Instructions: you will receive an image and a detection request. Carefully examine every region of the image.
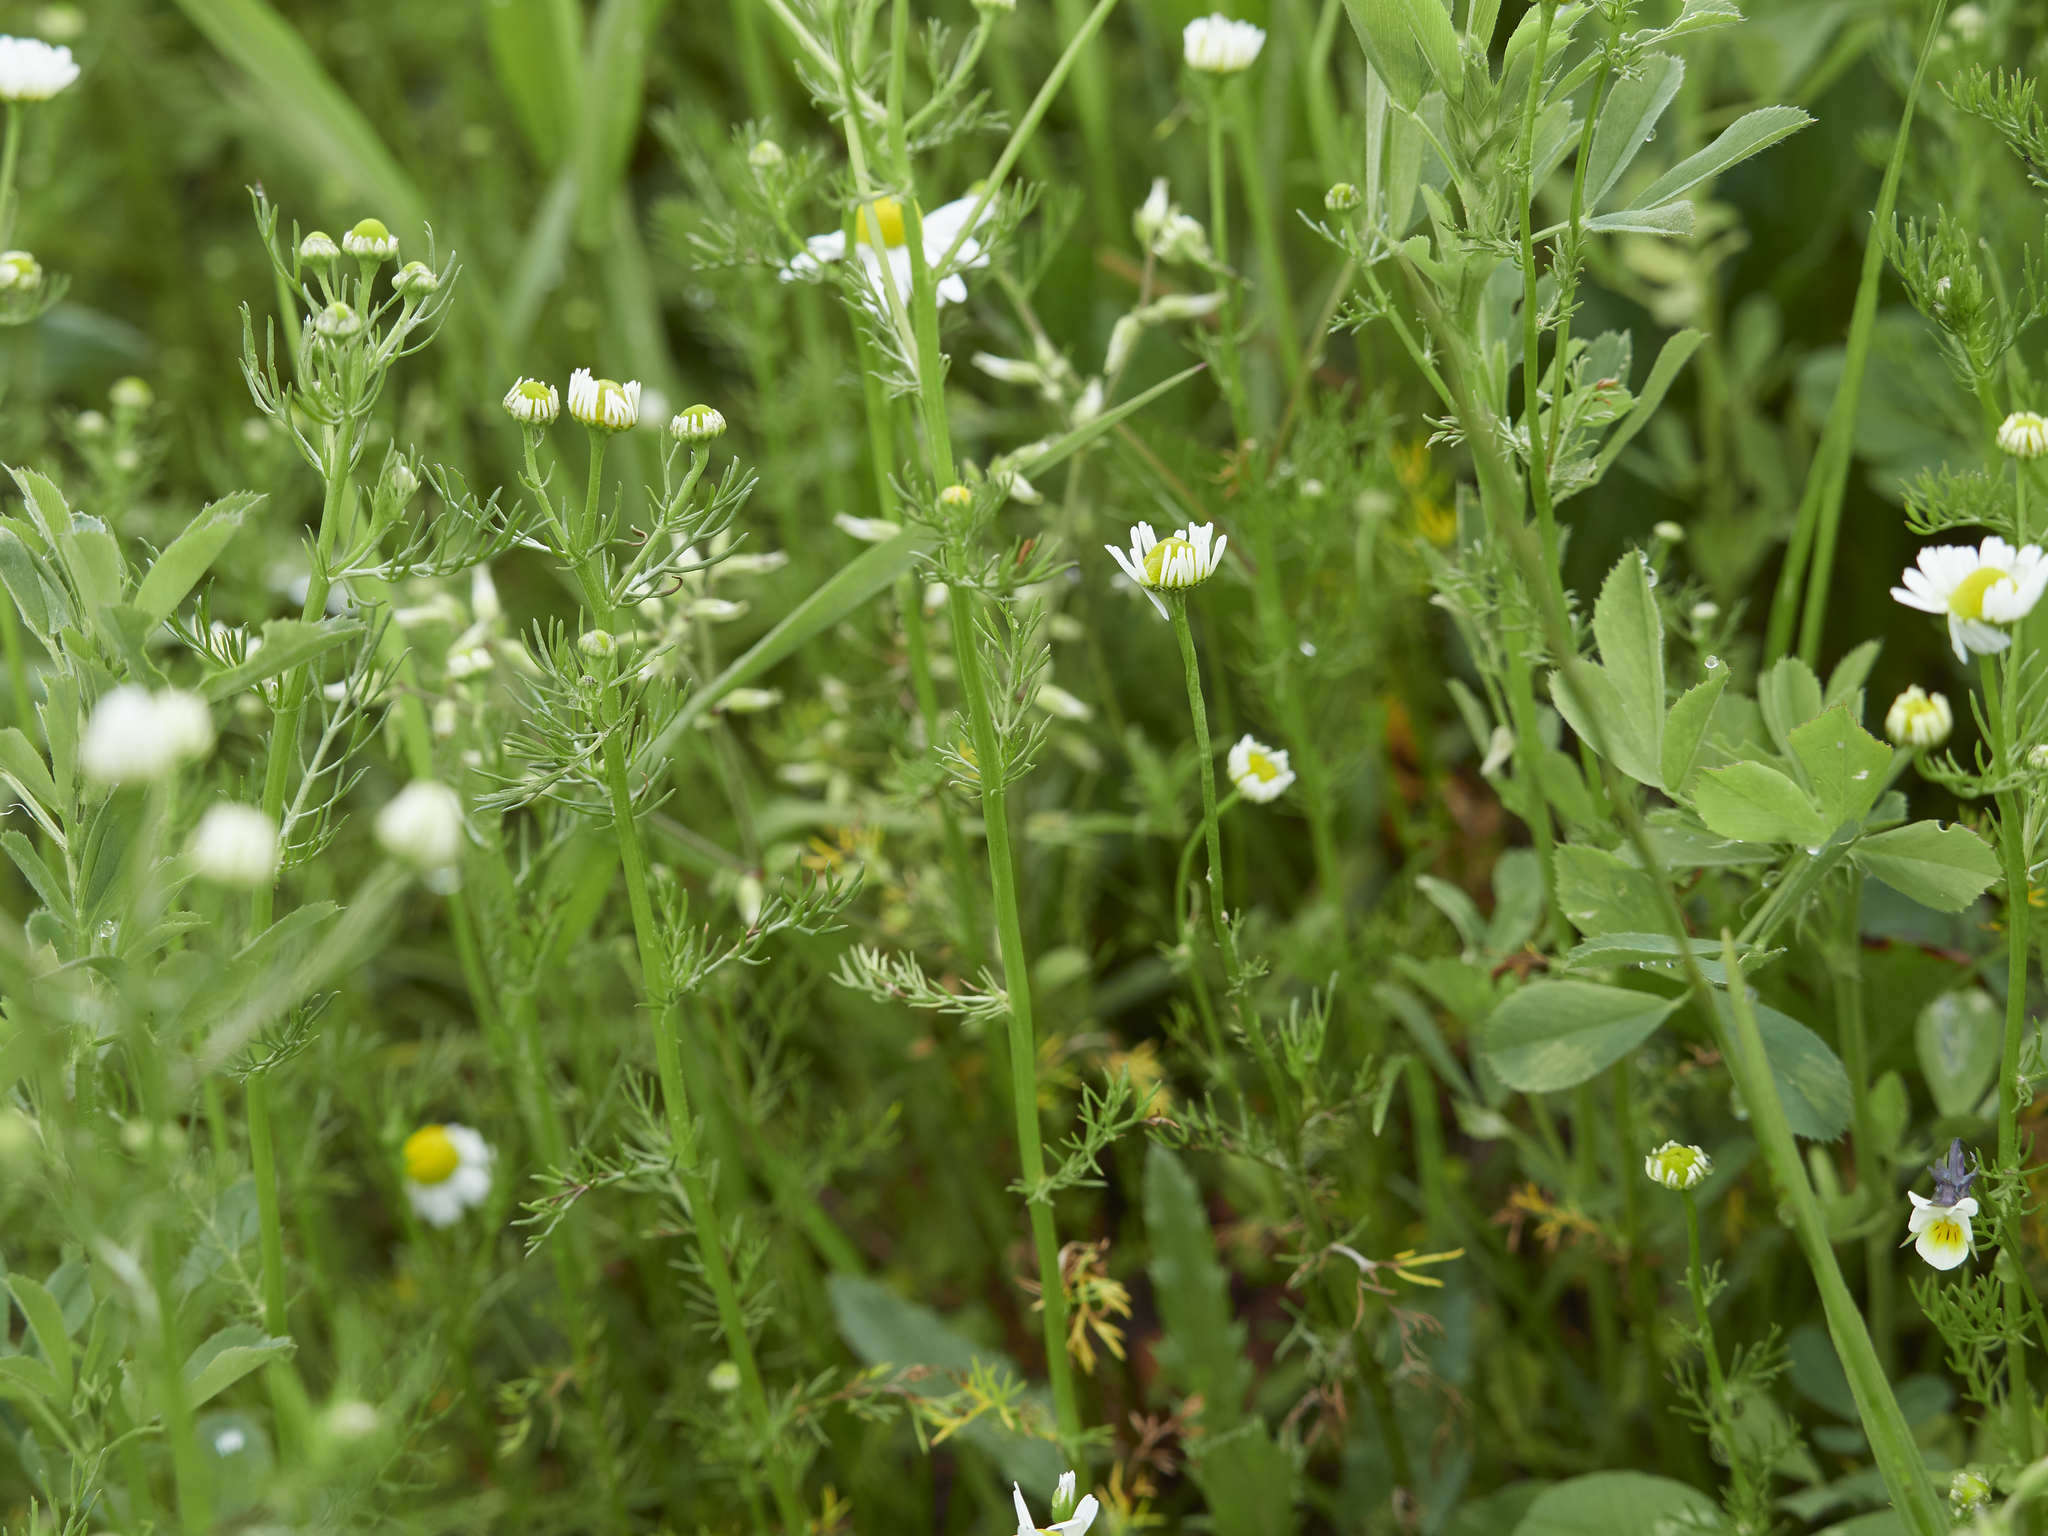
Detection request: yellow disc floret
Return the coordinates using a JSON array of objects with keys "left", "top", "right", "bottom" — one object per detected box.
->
[
  {"left": 857, "top": 197, "right": 909, "bottom": 248},
  {"left": 1143, "top": 536, "right": 1197, "bottom": 586},
  {"left": 403, "top": 1124, "right": 460, "bottom": 1185},
  {"left": 1949, "top": 565, "right": 2009, "bottom": 620}
]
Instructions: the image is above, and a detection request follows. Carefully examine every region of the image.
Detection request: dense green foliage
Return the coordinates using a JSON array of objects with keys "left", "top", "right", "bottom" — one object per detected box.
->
[{"left": 8, "top": 1, "right": 2048, "bottom": 1533}]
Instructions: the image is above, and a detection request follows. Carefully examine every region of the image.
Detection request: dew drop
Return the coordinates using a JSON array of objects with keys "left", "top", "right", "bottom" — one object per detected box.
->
[
  {"left": 1704, "top": 655, "right": 1722, "bottom": 669},
  {"left": 1299, "top": 640, "right": 1318, "bottom": 657}
]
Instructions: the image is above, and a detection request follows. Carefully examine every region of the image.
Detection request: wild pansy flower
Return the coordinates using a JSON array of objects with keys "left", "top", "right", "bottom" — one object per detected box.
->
[
  {"left": 781, "top": 192, "right": 991, "bottom": 310},
  {"left": 1013, "top": 1470, "right": 1099, "bottom": 1535},
  {"left": 1885, "top": 686, "right": 1952, "bottom": 748},
  {"left": 1997, "top": 410, "right": 2048, "bottom": 459},
  {"left": 1228, "top": 735, "right": 1295, "bottom": 802},
  {"left": 1891, "top": 536, "right": 2048, "bottom": 663},
  {"left": 0, "top": 35, "right": 79, "bottom": 101},
  {"left": 1105, "top": 521, "right": 1227, "bottom": 618},
  {"left": 1644, "top": 1141, "right": 1711, "bottom": 1190},
  {"left": 1905, "top": 1138, "right": 1978, "bottom": 1271},
  {"left": 401, "top": 1123, "right": 494, "bottom": 1228}
]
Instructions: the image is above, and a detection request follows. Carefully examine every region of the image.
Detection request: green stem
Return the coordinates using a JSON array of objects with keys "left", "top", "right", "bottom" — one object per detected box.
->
[
  {"left": 1, "top": 600, "right": 30, "bottom": 732},
  {"left": 1515, "top": 1, "right": 1561, "bottom": 575},
  {"left": 1832, "top": 876, "right": 1893, "bottom": 1374},
  {"left": 1229, "top": 83, "right": 1302, "bottom": 385},
  {"left": 0, "top": 104, "right": 22, "bottom": 250},
  {"left": 1681, "top": 1191, "right": 1727, "bottom": 1405},
  {"left": 1208, "top": 89, "right": 1252, "bottom": 443}
]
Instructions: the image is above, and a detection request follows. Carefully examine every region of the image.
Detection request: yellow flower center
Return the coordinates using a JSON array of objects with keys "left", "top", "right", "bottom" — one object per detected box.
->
[
  {"left": 1928, "top": 1215, "right": 1964, "bottom": 1250},
  {"left": 1950, "top": 566, "right": 2009, "bottom": 620},
  {"left": 1244, "top": 750, "right": 1280, "bottom": 782},
  {"left": 403, "top": 1125, "right": 459, "bottom": 1185},
  {"left": 857, "top": 197, "right": 909, "bottom": 248},
  {"left": 1143, "top": 536, "right": 1196, "bottom": 586}
]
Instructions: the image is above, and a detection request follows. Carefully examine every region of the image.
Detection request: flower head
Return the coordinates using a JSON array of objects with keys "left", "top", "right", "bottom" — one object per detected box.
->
[
  {"left": 503, "top": 376, "right": 560, "bottom": 426},
  {"left": 1228, "top": 735, "right": 1296, "bottom": 802},
  {"left": 0, "top": 36, "right": 79, "bottom": 101},
  {"left": 1906, "top": 1139, "right": 1979, "bottom": 1270},
  {"left": 1105, "top": 521, "right": 1227, "bottom": 617},
  {"left": 1326, "top": 182, "right": 1362, "bottom": 212},
  {"left": 567, "top": 368, "right": 641, "bottom": 432},
  {"left": 400, "top": 1122, "right": 493, "bottom": 1227},
  {"left": 0, "top": 250, "right": 43, "bottom": 291},
  {"left": 670, "top": 403, "right": 727, "bottom": 444},
  {"left": 374, "top": 780, "right": 465, "bottom": 871},
  {"left": 782, "top": 191, "right": 992, "bottom": 310},
  {"left": 1885, "top": 686, "right": 1952, "bottom": 749},
  {"left": 393, "top": 260, "right": 439, "bottom": 295},
  {"left": 1013, "top": 1471, "right": 1099, "bottom": 1535},
  {"left": 1891, "top": 536, "right": 2048, "bottom": 663},
  {"left": 1951, "top": 1468, "right": 1993, "bottom": 1519},
  {"left": 314, "top": 300, "right": 362, "bottom": 340},
  {"left": 1998, "top": 410, "right": 2048, "bottom": 459},
  {"left": 1644, "top": 1141, "right": 1711, "bottom": 1190},
  {"left": 187, "top": 804, "right": 280, "bottom": 889},
  {"left": 342, "top": 217, "right": 398, "bottom": 261},
  {"left": 1183, "top": 14, "right": 1266, "bottom": 73},
  {"left": 82, "top": 686, "right": 215, "bottom": 784},
  {"left": 298, "top": 230, "right": 340, "bottom": 267}
]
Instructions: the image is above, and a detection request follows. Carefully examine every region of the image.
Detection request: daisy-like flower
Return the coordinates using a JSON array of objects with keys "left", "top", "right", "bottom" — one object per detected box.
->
[
  {"left": 1105, "top": 521, "right": 1227, "bottom": 618},
  {"left": 1906, "top": 1139, "right": 1978, "bottom": 1271},
  {"left": 1885, "top": 686, "right": 1952, "bottom": 748},
  {"left": 375, "top": 780, "right": 465, "bottom": 871},
  {"left": 1183, "top": 14, "right": 1266, "bottom": 73},
  {"left": 401, "top": 1122, "right": 493, "bottom": 1228},
  {"left": 1644, "top": 1141, "right": 1711, "bottom": 1190},
  {"left": 314, "top": 301, "right": 362, "bottom": 341},
  {"left": 393, "top": 260, "right": 439, "bottom": 295},
  {"left": 1013, "top": 1471, "right": 1099, "bottom": 1536},
  {"left": 0, "top": 36, "right": 79, "bottom": 101},
  {"left": 567, "top": 368, "right": 641, "bottom": 432},
  {"left": 0, "top": 250, "right": 43, "bottom": 291},
  {"left": 1891, "top": 536, "right": 2048, "bottom": 663},
  {"left": 82, "top": 686, "right": 215, "bottom": 784},
  {"left": 782, "top": 192, "right": 991, "bottom": 310},
  {"left": 503, "top": 377, "right": 559, "bottom": 426},
  {"left": 671, "top": 403, "right": 727, "bottom": 443},
  {"left": 1997, "top": 410, "right": 2048, "bottom": 460},
  {"left": 187, "top": 804, "right": 280, "bottom": 889},
  {"left": 1227, "top": 735, "right": 1295, "bottom": 802},
  {"left": 298, "top": 230, "right": 340, "bottom": 267},
  {"left": 342, "top": 217, "right": 399, "bottom": 261}
]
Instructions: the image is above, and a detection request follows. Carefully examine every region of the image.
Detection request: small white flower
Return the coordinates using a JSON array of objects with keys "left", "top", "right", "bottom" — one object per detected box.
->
[
  {"left": 1155, "top": 213, "right": 1211, "bottom": 266},
  {"left": 721, "top": 550, "right": 788, "bottom": 577},
  {"left": 0, "top": 250, "right": 43, "bottom": 291},
  {"left": 1998, "top": 410, "right": 2048, "bottom": 460},
  {"left": 109, "top": 375, "right": 153, "bottom": 411},
  {"left": 747, "top": 139, "right": 785, "bottom": 172},
  {"left": 1013, "top": 1472, "right": 1099, "bottom": 1535},
  {"left": 707, "top": 1360, "right": 743, "bottom": 1392},
  {"left": 187, "top": 804, "right": 280, "bottom": 889},
  {"left": 567, "top": 368, "right": 641, "bottom": 431},
  {"left": 1227, "top": 735, "right": 1295, "bottom": 801},
  {"left": 1105, "top": 314, "right": 1145, "bottom": 376},
  {"left": 670, "top": 403, "right": 727, "bottom": 443},
  {"left": 1907, "top": 1190, "right": 1977, "bottom": 1270},
  {"left": 503, "top": 377, "right": 560, "bottom": 426},
  {"left": 1142, "top": 291, "right": 1226, "bottom": 323},
  {"left": 1105, "top": 521, "right": 1227, "bottom": 618},
  {"left": 1951, "top": 1468, "right": 1993, "bottom": 1518},
  {"left": 374, "top": 780, "right": 466, "bottom": 870},
  {"left": 782, "top": 191, "right": 992, "bottom": 310},
  {"left": 82, "top": 686, "right": 215, "bottom": 784},
  {"left": 1070, "top": 378, "right": 1105, "bottom": 427},
  {"left": 687, "top": 597, "right": 748, "bottom": 622},
  {"left": 719, "top": 687, "right": 783, "bottom": 714},
  {"left": 401, "top": 1122, "right": 493, "bottom": 1228},
  {"left": 1892, "top": 535, "right": 2048, "bottom": 663},
  {"left": 0, "top": 36, "right": 79, "bottom": 101},
  {"left": 833, "top": 512, "right": 902, "bottom": 543},
  {"left": 214, "top": 1426, "right": 247, "bottom": 1456},
  {"left": 393, "top": 260, "right": 439, "bottom": 295},
  {"left": 298, "top": 230, "right": 340, "bottom": 266},
  {"left": 1183, "top": 13, "right": 1266, "bottom": 73},
  {"left": 1036, "top": 684, "right": 1094, "bottom": 722},
  {"left": 974, "top": 352, "right": 1046, "bottom": 388},
  {"left": 1885, "top": 686, "right": 1952, "bottom": 749},
  {"left": 1325, "top": 182, "right": 1362, "bottom": 212},
  {"left": 341, "top": 217, "right": 399, "bottom": 261},
  {"left": 1691, "top": 600, "right": 1720, "bottom": 623},
  {"left": 314, "top": 301, "right": 362, "bottom": 340},
  {"left": 938, "top": 483, "right": 974, "bottom": 514},
  {"left": 1653, "top": 520, "right": 1685, "bottom": 543},
  {"left": 1644, "top": 1141, "right": 1711, "bottom": 1190},
  {"left": 1136, "top": 179, "right": 1173, "bottom": 247},
  {"left": 323, "top": 1399, "right": 381, "bottom": 1441}
]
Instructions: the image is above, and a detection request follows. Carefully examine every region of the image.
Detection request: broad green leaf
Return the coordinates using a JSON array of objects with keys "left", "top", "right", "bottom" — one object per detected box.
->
[
  {"left": 6, "top": 1275, "right": 73, "bottom": 1404},
  {"left": 1916, "top": 989, "right": 1999, "bottom": 1118},
  {"left": 1560, "top": 932, "right": 1776, "bottom": 987},
  {"left": 1824, "top": 638, "right": 1882, "bottom": 712},
  {"left": 0, "top": 831, "right": 67, "bottom": 918},
  {"left": 483, "top": 0, "right": 583, "bottom": 167},
  {"left": 0, "top": 526, "right": 55, "bottom": 640},
  {"left": 1758, "top": 654, "right": 1825, "bottom": 755},
  {"left": 66, "top": 514, "right": 127, "bottom": 622},
  {"left": 1584, "top": 203, "right": 1695, "bottom": 237},
  {"left": 183, "top": 1324, "right": 294, "bottom": 1409},
  {"left": 135, "top": 492, "right": 261, "bottom": 625},
  {"left": 1591, "top": 552, "right": 1665, "bottom": 752},
  {"left": 1589, "top": 328, "right": 1704, "bottom": 488},
  {"left": 828, "top": 1275, "right": 1063, "bottom": 1491},
  {"left": 1728, "top": 998, "right": 1854, "bottom": 1140},
  {"left": 1650, "top": 0, "right": 1744, "bottom": 43},
  {"left": 0, "top": 1353, "right": 60, "bottom": 1408},
  {"left": 1511, "top": 1471, "right": 1719, "bottom": 1536},
  {"left": 165, "top": 0, "right": 430, "bottom": 239},
  {"left": 0, "top": 727, "right": 58, "bottom": 820},
  {"left": 1343, "top": 0, "right": 1436, "bottom": 109},
  {"left": 1485, "top": 848, "right": 1545, "bottom": 956},
  {"left": 1633, "top": 105, "right": 1816, "bottom": 209},
  {"left": 1787, "top": 707, "right": 1891, "bottom": 829},
  {"left": 1854, "top": 821, "right": 2000, "bottom": 912},
  {"left": 1586, "top": 54, "right": 1685, "bottom": 209},
  {"left": 1417, "top": 874, "right": 1486, "bottom": 956},
  {"left": 1482, "top": 979, "right": 1682, "bottom": 1093},
  {"left": 1692, "top": 761, "right": 1828, "bottom": 845},
  {"left": 1554, "top": 843, "right": 1664, "bottom": 937},
  {"left": 1551, "top": 664, "right": 1661, "bottom": 788},
  {"left": 201, "top": 618, "right": 366, "bottom": 703},
  {"left": 1660, "top": 666, "right": 1727, "bottom": 796}
]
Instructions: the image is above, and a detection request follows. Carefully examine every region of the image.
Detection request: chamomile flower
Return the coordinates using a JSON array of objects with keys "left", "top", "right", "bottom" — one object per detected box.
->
[
  {"left": 342, "top": 217, "right": 399, "bottom": 261},
  {"left": 670, "top": 403, "right": 727, "bottom": 443},
  {"left": 187, "top": 805, "right": 280, "bottom": 889},
  {"left": 400, "top": 1123, "right": 493, "bottom": 1228},
  {"left": 0, "top": 250, "right": 43, "bottom": 291},
  {"left": 298, "top": 230, "right": 340, "bottom": 267},
  {"left": 1183, "top": 14, "right": 1266, "bottom": 73},
  {"left": 1644, "top": 1141, "right": 1711, "bottom": 1190},
  {"left": 1228, "top": 735, "right": 1295, "bottom": 801},
  {"left": 393, "top": 260, "right": 439, "bottom": 295},
  {"left": 1105, "top": 521, "right": 1227, "bottom": 618},
  {"left": 82, "top": 686, "right": 215, "bottom": 784},
  {"left": 375, "top": 780, "right": 466, "bottom": 871},
  {"left": 1891, "top": 536, "right": 2048, "bottom": 663},
  {"left": 0, "top": 36, "right": 79, "bottom": 101},
  {"left": 1885, "top": 686, "right": 1952, "bottom": 748},
  {"left": 1905, "top": 1139, "right": 1978, "bottom": 1271},
  {"left": 502, "top": 377, "right": 560, "bottom": 426},
  {"left": 1013, "top": 1471, "right": 1099, "bottom": 1535},
  {"left": 567, "top": 368, "right": 641, "bottom": 432},
  {"left": 1997, "top": 410, "right": 2048, "bottom": 459},
  {"left": 782, "top": 192, "right": 991, "bottom": 310}
]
